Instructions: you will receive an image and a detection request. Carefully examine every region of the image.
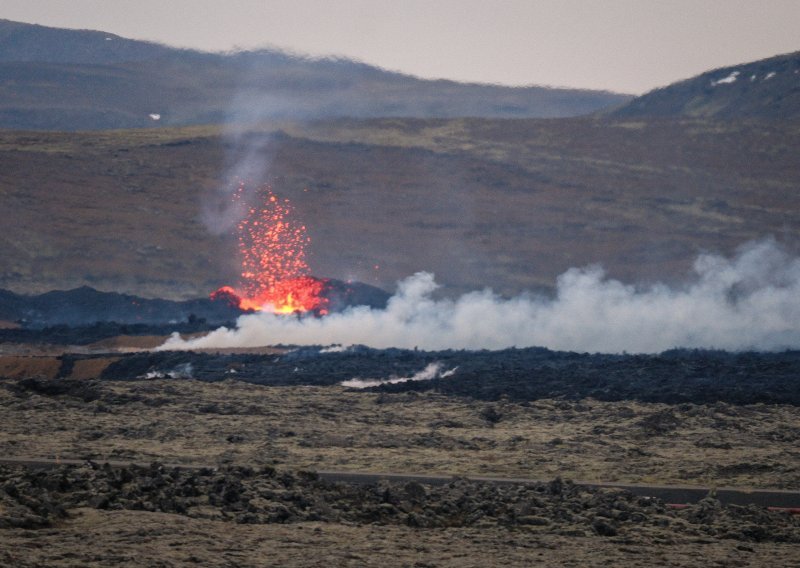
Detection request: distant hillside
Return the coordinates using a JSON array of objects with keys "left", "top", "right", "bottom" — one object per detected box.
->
[
  {"left": 0, "top": 19, "right": 630, "bottom": 130},
  {"left": 612, "top": 51, "right": 800, "bottom": 120},
  {"left": 0, "top": 18, "right": 174, "bottom": 64},
  {"left": 1, "top": 118, "right": 798, "bottom": 299}
]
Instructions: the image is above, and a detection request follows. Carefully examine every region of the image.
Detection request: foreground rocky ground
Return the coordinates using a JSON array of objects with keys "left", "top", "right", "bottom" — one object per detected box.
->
[
  {"left": 1, "top": 462, "right": 798, "bottom": 567},
  {"left": 1, "top": 361, "right": 799, "bottom": 565},
  {"left": 1, "top": 378, "right": 798, "bottom": 488},
  {"left": 5, "top": 509, "right": 798, "bottom": 567}
]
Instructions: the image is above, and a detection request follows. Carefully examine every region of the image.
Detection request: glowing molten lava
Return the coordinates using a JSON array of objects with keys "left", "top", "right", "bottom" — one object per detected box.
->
[
  {"left": 212, "top": 277, "right": 328, "bottom": 315},
  {"left": 212, "top": 183, "right": 328, "bottom": 315}
]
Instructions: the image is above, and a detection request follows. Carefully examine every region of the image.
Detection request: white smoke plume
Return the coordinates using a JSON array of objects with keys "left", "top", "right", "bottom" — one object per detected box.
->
[
  {"left": 341, "top": 362, "right": 458, "bottom": 389},
  {"left": 201, "top": 129, "right": 278, "bottom": 236},
  {"left": 161, "top": 239, "right": 800, "bottom": 354},
  {"left": 202, "top": 81, "right": 297, "bottom": 236},
  {"left": 139, "top": 363, "right": 194, "bottom": 380}
]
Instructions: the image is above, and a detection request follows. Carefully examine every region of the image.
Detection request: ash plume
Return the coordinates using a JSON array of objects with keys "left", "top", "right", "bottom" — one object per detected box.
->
[{"left": 161, "top": 239, "right": 800, "bottom": 354}]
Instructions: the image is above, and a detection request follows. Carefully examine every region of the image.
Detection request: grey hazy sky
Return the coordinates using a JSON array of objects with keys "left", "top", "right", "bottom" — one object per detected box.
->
[{"left": 3, "top": 0, "right": 799, "bottom": 94}]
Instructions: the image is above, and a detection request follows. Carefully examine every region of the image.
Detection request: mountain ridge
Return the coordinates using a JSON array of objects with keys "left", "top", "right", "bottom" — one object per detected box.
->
[
  {"left": 611, "top": 50, "right": 800, "bottom": 120},
  {"left": 0, "top": 19, "right": 630, "bottom": 130}
]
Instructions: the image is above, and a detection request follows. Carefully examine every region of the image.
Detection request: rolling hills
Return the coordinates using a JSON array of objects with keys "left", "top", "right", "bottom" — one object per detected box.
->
[
  {"left": 611, "top": 50, "right": 800, "bottom": 120},
  {"left": 0, "top": 19, "right": 630, "bottom": 130}
]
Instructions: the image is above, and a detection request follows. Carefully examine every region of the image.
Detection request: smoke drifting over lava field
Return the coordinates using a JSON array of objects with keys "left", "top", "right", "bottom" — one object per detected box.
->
[{"left": 163, "top": 239, "right": 800, "bottom": 354}]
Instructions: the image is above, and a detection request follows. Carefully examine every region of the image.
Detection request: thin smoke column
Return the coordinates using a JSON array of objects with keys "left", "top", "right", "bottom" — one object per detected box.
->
[{"left": 162, "top": 239, "right": 800, "bottom": 354}]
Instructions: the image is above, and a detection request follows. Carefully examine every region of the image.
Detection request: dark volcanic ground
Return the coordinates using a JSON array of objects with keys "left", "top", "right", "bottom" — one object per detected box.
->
[
  {"left": 0, "top": 282, "right": 390, "bottom": 327},
  {"left": 36, "top": 346, "right": 800, "bottom": 407},
  {"left": 2, "top": 462, "right": 797, "bottom": 542}
]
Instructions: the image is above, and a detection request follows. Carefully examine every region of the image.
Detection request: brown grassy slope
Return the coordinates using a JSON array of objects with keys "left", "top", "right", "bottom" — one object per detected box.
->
[
  {"left": 0, "top": 118, "right": 799, "bottom": 298},
  {"left": 0, "top": 126, "right": 231, "bottom": 297}
]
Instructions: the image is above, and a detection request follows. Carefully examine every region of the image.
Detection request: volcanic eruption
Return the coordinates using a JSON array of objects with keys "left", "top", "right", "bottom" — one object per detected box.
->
[{"left": 211, "top": 182, "right": 329, "bottom": 315}]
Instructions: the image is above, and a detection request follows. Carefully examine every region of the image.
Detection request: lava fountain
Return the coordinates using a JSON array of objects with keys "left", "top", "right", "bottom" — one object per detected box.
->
[{"left": 211, "top": 182, "right": 328, "bottom": 315}]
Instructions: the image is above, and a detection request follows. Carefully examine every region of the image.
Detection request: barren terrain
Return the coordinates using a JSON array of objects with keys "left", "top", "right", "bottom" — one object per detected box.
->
[
  {"left": 1, "top": 369, "right": 799, "bottom": 566},
  {"left": 2, "top": 462, "right": 798, "bottom": 568},
  {"left": 4, "top": 511, "right": 795, "bottom": 568},
  {"left": 2, "top": 378, "right": 798, "bottom": 489},
  {"left": 2, "top": 117, "right": 799, "bottom": 298}
]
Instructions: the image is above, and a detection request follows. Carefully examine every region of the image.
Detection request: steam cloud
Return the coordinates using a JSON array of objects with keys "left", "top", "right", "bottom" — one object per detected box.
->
[
  {"left": 341, "top": 362, "right": 459, "bottom": 389},
  {"left": 201, "top": 129, "right": 278, "bottom": 236},
  {"left": 161, "top": 240, "right": 800, "bottom": 354},
  {"left": 202, "top": 76, "right": 295, "bottom": 236}
]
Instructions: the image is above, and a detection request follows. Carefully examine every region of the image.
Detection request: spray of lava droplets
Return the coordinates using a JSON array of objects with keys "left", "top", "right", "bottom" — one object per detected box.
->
[{"left": 211, "top": 183, "right": 328, "bottom": 315}]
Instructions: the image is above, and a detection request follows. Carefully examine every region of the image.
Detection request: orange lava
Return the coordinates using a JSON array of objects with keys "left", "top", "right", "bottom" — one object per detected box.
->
[
  {"left": 212, "top": 183, "right": 327, "bottom": 315},
  {"left": 212, "top": 277, "right": 328, "bottom": 315}
]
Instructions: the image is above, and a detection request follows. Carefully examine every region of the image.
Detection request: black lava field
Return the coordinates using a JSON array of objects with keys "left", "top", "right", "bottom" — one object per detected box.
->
[{"left": 12, "top": 342, "right": 799, "bottom": 407}]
